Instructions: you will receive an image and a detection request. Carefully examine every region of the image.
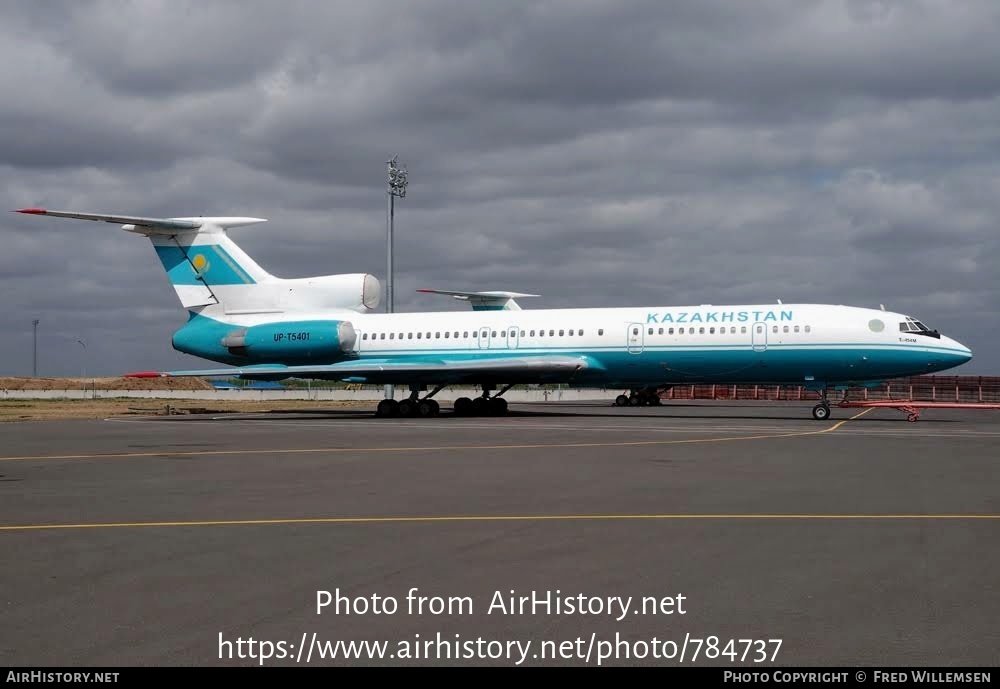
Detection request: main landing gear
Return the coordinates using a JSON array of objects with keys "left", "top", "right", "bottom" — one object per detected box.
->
[
  {"left": 453, "top": 384, "right": 513, "bottom": 417},
  {"left": 374, "top": 384, "right": 513, "bottom": 418},
  {"left": 375, "top": 385, "right": 444, "bottom": 418},
  {"left": 614, "top": 388, "right": 663, "bottom": 407}
]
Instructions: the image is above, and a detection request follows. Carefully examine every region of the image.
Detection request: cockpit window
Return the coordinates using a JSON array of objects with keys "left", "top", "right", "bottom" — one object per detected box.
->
[{"left": 899, "top": 317, "right": 940, "bottom": 338}]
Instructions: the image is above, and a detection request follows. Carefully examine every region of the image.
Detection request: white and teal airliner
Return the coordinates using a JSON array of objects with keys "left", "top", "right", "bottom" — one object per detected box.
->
[{"left": 16, "top": 208, "right": 973, "bottom": 420}]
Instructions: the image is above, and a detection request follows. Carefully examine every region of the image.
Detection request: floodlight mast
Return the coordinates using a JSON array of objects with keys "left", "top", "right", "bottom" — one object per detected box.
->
[{"left": 384, "top": 156, "right": 407, "bottom": 401}]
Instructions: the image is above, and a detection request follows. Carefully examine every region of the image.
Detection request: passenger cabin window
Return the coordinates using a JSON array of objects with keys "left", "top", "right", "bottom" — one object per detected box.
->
[
  {"left": 783, "top": 326, "right": 789, "bottom": 333},
  {"left": 632, "top": 327, "right": 639, "bottom": 335},
  {"left": 794, "top": 326, "right": 799, "bottom": 333},
  {"left": 805, "top": 325, "right": 811, "bottom": 333},
  {"left": 756, "top": 326, "right": 762, "bottom": 333},
  {"left": 741, "top": 326, "right": 746, "bottom": 334},
  {"left": 598, "top": 329, "right": 604, "bottom": 335}
]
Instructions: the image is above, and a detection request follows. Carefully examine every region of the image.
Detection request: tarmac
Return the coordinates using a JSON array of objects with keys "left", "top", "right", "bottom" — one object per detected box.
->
[{"left": 1, "top": 400, "right": 999, "bottom": 667}]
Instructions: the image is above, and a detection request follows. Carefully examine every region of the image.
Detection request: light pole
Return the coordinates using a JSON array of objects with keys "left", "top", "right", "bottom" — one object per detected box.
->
[
  {"left": 32, "top": 319, "right": 39, "bottom": 377},
  {"left": 384, "top": 155, "right": 408, "bottom": 401},
  {"left": 77, "top": 339, "right": 87, "bottom": 378}
]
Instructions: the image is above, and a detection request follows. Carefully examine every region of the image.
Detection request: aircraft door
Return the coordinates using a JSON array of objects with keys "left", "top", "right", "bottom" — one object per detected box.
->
[
  {"left": 627, "top": 323, "right": 644, "bottom": 354},
  {"left": 478, "top": 327, "right": 491, "bottom": 349},
  {"left": 507, "top": 326, "right": 519, "bottom": 349},
  {"left": 752, "top": 321, "right": 768, "bottom": 352}
]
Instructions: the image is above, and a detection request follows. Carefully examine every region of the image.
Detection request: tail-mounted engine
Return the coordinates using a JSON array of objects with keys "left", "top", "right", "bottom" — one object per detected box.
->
[{"left": 222, "top": 320, "right": 357, "bottom": 361}]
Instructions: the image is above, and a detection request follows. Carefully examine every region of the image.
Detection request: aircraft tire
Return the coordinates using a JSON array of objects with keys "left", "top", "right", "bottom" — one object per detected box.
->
[
  {"left": 417, "top": 400, "right": 436, "bottom": 418},
  {"left": 490, "top": 398, "right": 508, "bottom": 416},
  {"left": 615, "top": 395, "right": 629, "bottom": 407},
  {"left": 376, "top": 399, "right": 399, "bottom": 418},
  {"left": 812, "top": 403, "right": 831, "bottom": 421},
  {"left": 454, "top": 397, "right": 473, "bottom": 416},
  {"left": 398, "top": 399, "right": 418, "bottom": 417}
]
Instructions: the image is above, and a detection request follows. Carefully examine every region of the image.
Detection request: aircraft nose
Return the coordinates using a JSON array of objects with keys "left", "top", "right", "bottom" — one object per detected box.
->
[{"left": 950, "top": 337, "right": 973, "bottom": 363}]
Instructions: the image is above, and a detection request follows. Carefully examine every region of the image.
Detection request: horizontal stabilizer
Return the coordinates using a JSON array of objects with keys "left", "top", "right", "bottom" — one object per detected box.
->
[
  {"left": 14, "top": 208, "right": 266, "bottom": 234},
  {"left": 417, "top": 289, "right": 540, "bottom": 311}
]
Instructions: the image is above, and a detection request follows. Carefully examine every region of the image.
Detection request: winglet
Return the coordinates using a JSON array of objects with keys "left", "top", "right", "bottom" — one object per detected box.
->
[{"left": 123, "top": 371, "right": 168, "bottom": 378}]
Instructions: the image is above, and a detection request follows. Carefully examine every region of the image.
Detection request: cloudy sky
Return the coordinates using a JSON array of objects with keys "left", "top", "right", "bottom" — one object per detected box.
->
[{"left": 2, "top": 0, "right": 998, "bottom": 377}]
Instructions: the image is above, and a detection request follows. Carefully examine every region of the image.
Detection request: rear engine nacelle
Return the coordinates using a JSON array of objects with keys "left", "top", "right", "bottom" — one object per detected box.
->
[{"left": 222, "top": 320, "right": 357, "bottom": 360}]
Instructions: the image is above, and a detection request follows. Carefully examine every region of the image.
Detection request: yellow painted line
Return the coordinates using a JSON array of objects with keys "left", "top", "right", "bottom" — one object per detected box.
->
[
  {"left": 2, "top": 511, "right": 998, "bottom": 532},
  {"left": 0, "top": 408, "right": 874, "bottom": 463}
]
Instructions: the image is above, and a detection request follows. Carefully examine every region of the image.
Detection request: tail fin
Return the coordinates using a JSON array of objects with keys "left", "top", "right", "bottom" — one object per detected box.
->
[
  {"left": 16, "top": 208, "right": 383, "bottom": 317},
  {"left": 148, "top": 221, "right": 274, "bottom": 309}
]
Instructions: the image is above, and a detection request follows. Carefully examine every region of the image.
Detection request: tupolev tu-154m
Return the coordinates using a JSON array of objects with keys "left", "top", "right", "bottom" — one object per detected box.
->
[{"left": 15, "top": 208, "right": 973, "bottom": 420}]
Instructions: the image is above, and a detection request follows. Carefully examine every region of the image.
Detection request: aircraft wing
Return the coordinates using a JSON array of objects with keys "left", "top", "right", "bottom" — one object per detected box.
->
[
  {"left": 416, "top": 289, "right": 540, "bottom": 311},
  {"left": 126, "top": 354, "right": 603, "bottom": 385}
]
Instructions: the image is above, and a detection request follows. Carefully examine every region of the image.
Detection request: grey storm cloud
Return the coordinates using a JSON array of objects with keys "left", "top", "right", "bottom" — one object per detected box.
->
[{"left": 1, "top": 0, "right": 999, "bottom": 376}]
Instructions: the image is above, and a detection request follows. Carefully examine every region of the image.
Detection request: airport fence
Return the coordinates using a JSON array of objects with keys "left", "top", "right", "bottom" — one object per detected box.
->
[{"left": 662, "top": 375, "right": 1000, "bottom": 403}]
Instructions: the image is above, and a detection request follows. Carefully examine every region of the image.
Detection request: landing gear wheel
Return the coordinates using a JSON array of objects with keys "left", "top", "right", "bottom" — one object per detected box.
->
[
  {"left": 454, "top": 397, "right": 473, "bottom": 416},
  {"left": 615, "top": 394, "right": 629, "bottom": 407},
  {"left": 628, "top": 395, "right": 641, "bottom": 406},
  {"left": 812, "top": 403, "right": 831, "bottom": 420},
  {"left": 649, "top": 395, "right": 662, "bottom": 406},
  {"left": 398, "top": 399, "right": 418, "bottom": 417},
  {"left": 417, "top": 400, "right": 436, "bottom": 418},
  {"left": 427, "top": 399, "right": 440, "bottom": 416},
  {"left": 471, "top": 397, "right": 488, "bottom": 416},
  {"left": 376, "top": 399, "right": 399, "bottom": 418},
  {"left": 489, "top": 397, "right": 508, "bottom": 416}
]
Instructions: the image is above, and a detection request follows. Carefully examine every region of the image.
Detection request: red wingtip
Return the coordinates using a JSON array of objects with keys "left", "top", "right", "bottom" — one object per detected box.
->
[
  {"left": 123, "top": 371, "right": 165, "bottom": 378},
  {"left": 416, "top": 288, "right": 433, "bottom": 292},
  {"left": 14, "top": 208, "right": 47, "bottom": 214}
]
